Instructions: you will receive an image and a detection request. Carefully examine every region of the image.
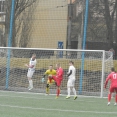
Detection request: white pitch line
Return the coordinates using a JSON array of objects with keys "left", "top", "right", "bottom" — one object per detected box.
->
[
  {"left": 0, "top": 104, "right": 116, "bottom": 114},
  {"left": 0, "top": 94, "right": 52, "bottom": 100},
  {"left": 0, "top": 94, "right": 96, "bottom": 103},
  {"left": 0, "top": 90, "right": 107, "bottom": 98},
  {"left": 0, "top": 90, "right": 108, "bottom": 104}
]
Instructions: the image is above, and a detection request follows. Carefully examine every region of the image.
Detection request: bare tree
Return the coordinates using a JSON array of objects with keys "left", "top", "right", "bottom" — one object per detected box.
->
[
  {"left": 103, "top": 0, "right": 117, "bottom": 48},
  {"left": 19, "top": 3, "right": 36, "bottom": 47},
  {"left": 68, "top": 0, "right": 117, "bottom": 59},
  {"left": 4, "top": 0, "right": 37, "bottom": 47},
  {"left": 85, "top": 0, "right": 117, "bottom": 57}
]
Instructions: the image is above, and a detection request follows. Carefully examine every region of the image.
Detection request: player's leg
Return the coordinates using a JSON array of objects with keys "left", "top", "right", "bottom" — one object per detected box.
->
[
  {"left": 72, "top": 87, "right": 77, "bottom": 100},
  {"left": 28, "top": 78, "right": 33, "bottom": 90},
  {"left": 51, "top": 76, "right": 61, "bottom": 98},
  {"left": 56, "top": 79, "right": 62, "bottom": 98},
  {"left": 49, "top": 76, "right": 62, "bottom": 98},
  {"left": 27, "top": 70, "right": 31, "bottom": 88},
  {"left": 114, "top": 88, "right": 117, "bottom": 105},
  {"left": 46, "top": 79, "right": 50, "bottom": 94},
  {"left": 66, "top": 79, "right": 71, "bottom": 99},
  {"left": 107, "top": 92, "right": 112, "bottom": 105},
  {"left": 46, "top": 78, "right": 55, "bottom": 94},
  {"left": 27, "top": 70, "right": 34, "bottom": 90},
  {"left": 71, "top": 79, "right": 77, "bottom": 100},
  {"left": 66, "top": 87, "right": 71, "bottom": 99},
  {"left": 55, "top": 86, "right": 60, "bottom": 99},
  {"left": 57, "top": 87, "right": 60, "bottom": 96},
  {"left": 107, "top": 87, "right": 113, "bottom": 105}
]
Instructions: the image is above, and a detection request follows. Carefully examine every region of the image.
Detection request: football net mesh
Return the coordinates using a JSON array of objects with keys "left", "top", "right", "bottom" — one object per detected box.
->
[{"left": 0, "top": 47, "right": 113, "bottom": 97}]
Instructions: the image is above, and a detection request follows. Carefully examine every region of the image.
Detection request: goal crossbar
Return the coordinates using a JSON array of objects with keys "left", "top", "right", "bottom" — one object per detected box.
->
[{"left": 0, "top": 47, "right": 113, "bottom": 97}]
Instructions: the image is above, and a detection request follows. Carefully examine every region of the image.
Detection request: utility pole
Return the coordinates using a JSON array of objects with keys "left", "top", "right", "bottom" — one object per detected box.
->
[
  {"left": 6, "top": 0, "right": 15, "bottom": 89},
  {"left": 67, "top": 0, "right": 72, "bottom": 49},
  {"left": 79, "top": 0, "right": 89, "bottom": 95},
  {"left": 78, "top": 1, "right": 84, "bottom": 50}
]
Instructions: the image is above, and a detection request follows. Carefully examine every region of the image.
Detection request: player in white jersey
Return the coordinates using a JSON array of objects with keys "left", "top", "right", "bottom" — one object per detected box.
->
[
  {"left": 66, "top": 61, "right": 77, "bottom": 100},
  {"left": 25, "top": 53, "right": 36, "bottom": 90}
]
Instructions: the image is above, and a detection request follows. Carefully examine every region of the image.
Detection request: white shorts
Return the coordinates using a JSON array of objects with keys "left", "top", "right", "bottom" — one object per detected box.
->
[
  {"left": 67, "top": 78, "right": 75, "bottom": 87},
  {"left": 27, "top": 69, "right": 35, "bottom": 78}
]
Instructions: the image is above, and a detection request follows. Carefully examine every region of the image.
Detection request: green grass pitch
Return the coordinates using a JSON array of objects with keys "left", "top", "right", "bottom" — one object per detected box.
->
[{"left": 0, "top": 91, "right": 116, "bottom": 117}]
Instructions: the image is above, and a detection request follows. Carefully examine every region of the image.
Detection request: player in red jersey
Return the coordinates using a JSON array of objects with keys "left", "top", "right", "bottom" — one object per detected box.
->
[
  {"left": 49, "top": 63, "right": 64, "bottom": 98},
  {"left": 104, "top": 67, "right": 117, "bottom": 106}
]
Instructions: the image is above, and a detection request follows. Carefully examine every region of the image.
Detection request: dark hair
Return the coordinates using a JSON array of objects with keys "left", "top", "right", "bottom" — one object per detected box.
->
[
  {"left": 111, "top": 67, "right": 115, "bottom": 72},
  {"left": 69, "top": 61, "right": 74, "bottom": 65}
]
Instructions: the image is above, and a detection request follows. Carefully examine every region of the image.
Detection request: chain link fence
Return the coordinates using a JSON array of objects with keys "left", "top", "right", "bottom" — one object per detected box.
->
[{"left": 0, "top": 0, "right": 117, "bottom": 54}]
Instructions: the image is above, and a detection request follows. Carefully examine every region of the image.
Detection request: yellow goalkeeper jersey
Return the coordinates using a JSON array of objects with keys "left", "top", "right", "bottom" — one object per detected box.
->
[{"left": 44, "top": 69, "right": 56, "bottom": 76}]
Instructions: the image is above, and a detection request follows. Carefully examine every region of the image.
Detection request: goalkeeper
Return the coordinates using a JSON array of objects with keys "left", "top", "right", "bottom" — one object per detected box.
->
[{"left": 42, "top": 65, "right": 56, "bottom": 95}]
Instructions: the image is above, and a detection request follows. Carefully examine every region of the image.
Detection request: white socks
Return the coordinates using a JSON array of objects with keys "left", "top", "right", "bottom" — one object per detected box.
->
[
  {"left": 72, "top": 87, "right": 77, "bottom": 96},
  {"left": 67, "top": 87, "right": 77, "bottom": 97},
  {"left": 67, "top": 87, "right": 71, "bottom": 97},
  {"left": 29, "top": 80, "right": 33, "bottom": 88}
]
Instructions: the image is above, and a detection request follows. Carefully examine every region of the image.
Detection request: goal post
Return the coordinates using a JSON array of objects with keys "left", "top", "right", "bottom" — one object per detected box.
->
[
  {"left": 101, "top": 50, "right": 105, "bottom": 98},
  {"left": 79, "top": 50, "right": 105, "bottom": 98},
  {"left": 0, "top": 47, "right": 113, "bottom": 97}
]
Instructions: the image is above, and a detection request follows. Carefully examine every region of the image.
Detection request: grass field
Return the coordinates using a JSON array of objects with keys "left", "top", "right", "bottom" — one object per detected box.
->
[{"left": 0, "top": 91, "right": 116, "bottom": 117}]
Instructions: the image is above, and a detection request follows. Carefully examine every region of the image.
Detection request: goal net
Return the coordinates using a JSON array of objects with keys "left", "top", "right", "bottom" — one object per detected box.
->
[{"left": 0, "top": 47, "right": 113, "bottom": 97}]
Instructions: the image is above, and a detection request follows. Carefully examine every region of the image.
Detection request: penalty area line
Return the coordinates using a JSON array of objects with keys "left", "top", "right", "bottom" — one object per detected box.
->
[
  {"left": 0, "top": 90, "right": 107, "bottom": 99},
  {"left": 0, "top": 94, "right": 96, "bottom": 103},
  {"left": 0, "top": 104, "right": 116, "bottom": 114}
]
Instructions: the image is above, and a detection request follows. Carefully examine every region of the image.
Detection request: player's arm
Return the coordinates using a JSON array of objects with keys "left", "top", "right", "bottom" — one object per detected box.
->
[
  {"left": 42, "top": 73, "right": 47, "bottom": 79},
  {"left": 104, "top": 75, "right": 110, "bottom": 88},
  {"left": 41, "top": 71, "right": 48, "bottom": 82},
  {"left": 25, "top": 62, "right": 35, "bottom": 68},
  {"left": 67, "top": 70, "right": 72, "bottom": 77},
  {"left": 42, "top": 74, "right": 46, "bottom": 78},
  {"left": 29, "top": 65, "right": 34, "bottom": 68}
]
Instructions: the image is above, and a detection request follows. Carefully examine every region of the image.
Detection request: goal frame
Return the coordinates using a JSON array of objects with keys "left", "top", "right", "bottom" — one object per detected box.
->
[{"left": 0, "top": 47, "right": 111, "bottom": 98}]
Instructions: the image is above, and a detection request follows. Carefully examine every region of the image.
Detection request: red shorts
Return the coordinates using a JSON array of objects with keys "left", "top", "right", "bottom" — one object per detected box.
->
[
  {"left": 110, "top": 87, "right": 117, "bottom": 93},
  {"left": 51, "top": 76, "right": 62, "bottom": 87}
]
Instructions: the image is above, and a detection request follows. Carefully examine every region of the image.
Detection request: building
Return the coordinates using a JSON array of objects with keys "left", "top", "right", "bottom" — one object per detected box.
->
[{"left": 30, "top": 0, "right": 68, "bottom": 49}]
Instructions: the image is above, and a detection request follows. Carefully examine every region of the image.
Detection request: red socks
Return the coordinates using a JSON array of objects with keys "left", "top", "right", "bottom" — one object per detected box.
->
[
  {"left": 57, "top": 89, "right": 60, "bottom": 97},
  {"left": 108, "top": 94, "right": 111, "bottom": 102},
  {"left": 115, "top": 94, "right": 117, "bottom": 103},
  {"left": 108, "top": 93, "right": 117, "bottom": 103}
]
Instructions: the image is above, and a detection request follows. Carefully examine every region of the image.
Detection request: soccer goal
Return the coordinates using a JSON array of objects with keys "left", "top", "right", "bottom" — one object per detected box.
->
[{"left": 0, "top": 47, "right": 113, "bottom": 97}]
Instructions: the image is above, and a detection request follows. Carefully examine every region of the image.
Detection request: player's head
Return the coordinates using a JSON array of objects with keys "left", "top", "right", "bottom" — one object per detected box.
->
[
  {"left": 69, "top": 61, "right": 74, "bottom": 66},
  {"left": 32, "top": 53, "right": 36, "bottom": 60},
  {"left": 111, "top": 67, "right": 115, "bottom": 72},
  {"left": 56, "top": 63, "right": 60, "bottom": 69},
  {"left": 49, "top": 65, "right": 53, "bottom": 70}
]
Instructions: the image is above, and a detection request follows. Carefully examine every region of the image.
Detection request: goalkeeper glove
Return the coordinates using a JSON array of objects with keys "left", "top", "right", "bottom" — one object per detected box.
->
[{"left": 41, "top": 78, "right": 45, "bottom": 83}]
